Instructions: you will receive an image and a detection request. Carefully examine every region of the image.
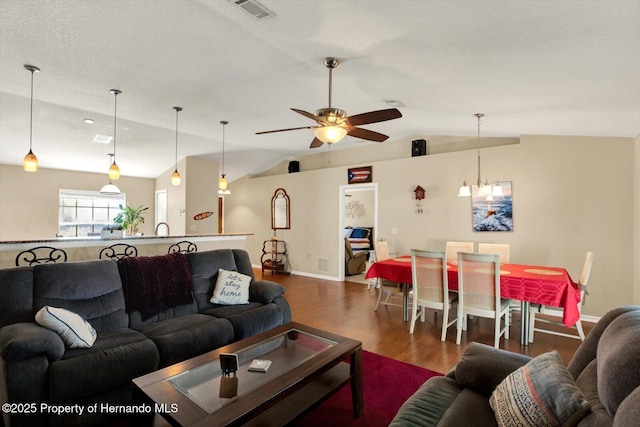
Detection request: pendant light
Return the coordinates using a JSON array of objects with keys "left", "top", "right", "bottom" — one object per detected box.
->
[
  {"left": 108, "top": 89, "right": 121, "bottom": 180},
  {"left": 457, "top": 113, "right": 503, "bottom": 198},
  {"left": 23, "top": 64, "right": 40, "bottom": 172},
  {"left": 100, "top": 154, "right": 121, "bottom": 195},
  {"left": 218, "top": 120, "right": 231, "bottom": 195},
  {"left": 171, "top": 106, "right": 182, "bottom": 186}
]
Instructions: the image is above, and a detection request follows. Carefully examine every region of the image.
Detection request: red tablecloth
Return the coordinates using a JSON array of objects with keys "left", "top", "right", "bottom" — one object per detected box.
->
[{"left": 365, "top": 256, "right": 582, "bottom": 327}]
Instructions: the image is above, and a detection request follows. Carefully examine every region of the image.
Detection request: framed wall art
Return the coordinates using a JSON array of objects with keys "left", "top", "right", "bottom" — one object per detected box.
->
[
  {"left": 347, "top": 166, "right": 372, "bottom": 184},
  {"left": 472, "top": 181, "right": 513, "bottom": 232}
]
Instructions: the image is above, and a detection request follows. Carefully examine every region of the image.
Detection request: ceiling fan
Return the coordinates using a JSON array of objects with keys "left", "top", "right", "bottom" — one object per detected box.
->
[{"left": 256, "top": 57, "right": 402, "bottom": 148}]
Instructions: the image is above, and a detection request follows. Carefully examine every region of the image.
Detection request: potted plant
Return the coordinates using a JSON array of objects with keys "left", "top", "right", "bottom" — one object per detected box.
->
[{"left": 114, "top": 204, "right": 148, "bottom": 236}]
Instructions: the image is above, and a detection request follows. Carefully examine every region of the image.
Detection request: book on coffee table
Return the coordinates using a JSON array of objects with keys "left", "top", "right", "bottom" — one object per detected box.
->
[{"left": 248, "top": 359, "right": 272, "bottom": 372}]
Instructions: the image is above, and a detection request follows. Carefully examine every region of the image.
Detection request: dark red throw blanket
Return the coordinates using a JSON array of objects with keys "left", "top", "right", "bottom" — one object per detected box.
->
[{"left": 118, "top": 252, "right": 194, "bottom": 320}]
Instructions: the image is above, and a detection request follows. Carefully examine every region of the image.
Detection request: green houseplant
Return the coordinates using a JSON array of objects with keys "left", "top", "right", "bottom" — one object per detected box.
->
[{"left": 114, "top": 204, "right": 148, "bottom": 235}]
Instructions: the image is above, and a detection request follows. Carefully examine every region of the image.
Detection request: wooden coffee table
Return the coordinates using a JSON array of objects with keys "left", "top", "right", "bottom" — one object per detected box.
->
[{"left": 133, "top": 322, "right": 363, "bottom": 426}]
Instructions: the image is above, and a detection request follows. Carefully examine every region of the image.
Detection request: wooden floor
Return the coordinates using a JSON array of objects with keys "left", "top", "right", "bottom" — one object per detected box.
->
[{"left": 258, "top": 270, "right": 591, "bottom": 374}]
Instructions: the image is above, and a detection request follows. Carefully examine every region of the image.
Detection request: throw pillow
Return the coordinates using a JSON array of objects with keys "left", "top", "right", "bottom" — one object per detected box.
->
[
  {"left": 210, "top": 268, "right": 251, "bottom": 305},
  {"left": 35, "top": 306, "right": 97, "bottom": 349},
  {"left": 490, "top": 350, "right": 590, "bottom": 427}
]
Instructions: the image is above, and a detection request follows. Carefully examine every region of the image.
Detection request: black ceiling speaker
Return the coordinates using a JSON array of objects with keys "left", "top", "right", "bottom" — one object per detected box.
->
[
  {"left": 412, "top": 139, "right": 427, "bottom": 157},
  {"left": 288, "top": 160, "right": 300, "bottom": 173}
]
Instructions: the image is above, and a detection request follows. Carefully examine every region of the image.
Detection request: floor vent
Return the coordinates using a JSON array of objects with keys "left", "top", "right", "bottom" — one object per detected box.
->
[
  {"left": 317, "top": 257, "right": 329, "bottom": 274},
  {"left": 229, "top": 0, "right": 275, "bottom": 20}
]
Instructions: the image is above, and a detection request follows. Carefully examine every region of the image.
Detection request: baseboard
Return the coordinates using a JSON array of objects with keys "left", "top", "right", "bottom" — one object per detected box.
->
[{"left": 251, "top": 264, "right": 341, "bottom": 282}]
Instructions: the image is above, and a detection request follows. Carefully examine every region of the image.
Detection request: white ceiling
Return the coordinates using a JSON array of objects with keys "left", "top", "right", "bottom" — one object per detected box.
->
[{"left": 1, "top": 0, "right": 639, "bottom": 181}]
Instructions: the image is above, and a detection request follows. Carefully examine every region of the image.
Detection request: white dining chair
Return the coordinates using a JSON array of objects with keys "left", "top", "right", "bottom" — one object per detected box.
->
[
  {"left": 445, "top": 241, "right": 474, "bottom": 263},
  {"left": 456, "top": 252, "right": 510, "bottom": 348},
  {"left": 528, "top": 251, "right": 594, "bottom": 342},
  {"left": 478, "top": 243, "right": 510, "bottom": 264},
  {"left": 373, "top": 241, "right": 402, "bottom": 311},
  {"left": 409, "top": 250, "right": 458, "bottom": 341}
]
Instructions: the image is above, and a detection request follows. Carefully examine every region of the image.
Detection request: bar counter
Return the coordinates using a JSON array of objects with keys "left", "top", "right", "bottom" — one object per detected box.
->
[{"left": 0, "top": 233, "right": 252, "bottom": 268}]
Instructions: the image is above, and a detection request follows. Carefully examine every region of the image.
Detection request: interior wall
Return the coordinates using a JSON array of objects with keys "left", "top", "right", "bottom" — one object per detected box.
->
[
  {"left": 0, "top": 164, "right": 156, "bottom": 239},
  {"left": 185, "top": 157, "right": 218, "bottom": 235},
  {"left": 224, "top": 134, "right": 635, "bottom": 318},
  {"left": 344, "top": 188, "right": 375, "bottom": 228},
  {"left": 634, "top": 133, "right": 640, "bottom": 305},
  {"left": 155, "top": 157, "right": 187, "bottom": 235}
]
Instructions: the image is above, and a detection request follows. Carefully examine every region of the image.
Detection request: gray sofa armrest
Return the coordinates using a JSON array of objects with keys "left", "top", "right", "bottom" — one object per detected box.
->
[
  {"left": 0, "top": 322, "right": 65, "bottom": 362},
  {"left": 250, "top": 280, "right": 285, "bottom": 304},
  {"left": 454, "top": 342, "right": 531, "bottom": 395}
]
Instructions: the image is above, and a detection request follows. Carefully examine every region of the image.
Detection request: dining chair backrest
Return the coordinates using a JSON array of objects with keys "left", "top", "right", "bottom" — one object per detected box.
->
[
  {"left": 478, "top": 243, "right": 510, "bottom": 264},
  {"left": 15, "top": 246, "right": 68, "bottom": 266},
  {"left": 99, "top": 243, "right": 138, "bottom": 261},
  {"left": 445, "top": 241, "right": 474, "bottom": 263},
  {"left": 374, "top": 240, "right": 391, "bottom": 262},
  {"left": 457, "top": 252, "right": 501, "bottom": 314},
  {"left": 168, "top": 240, "right": 198, "bottom": 254},
  {"left": 577, "top": 251, "right": 595, "bottom": 306},
  {"left": 411, "top": 250, "right": 447, "bottom": 305}
]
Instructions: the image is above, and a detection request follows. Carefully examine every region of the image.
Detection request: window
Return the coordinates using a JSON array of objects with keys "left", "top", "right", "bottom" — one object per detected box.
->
[{"left": 59, "top": 190, "right": 125, "bottom": 237}]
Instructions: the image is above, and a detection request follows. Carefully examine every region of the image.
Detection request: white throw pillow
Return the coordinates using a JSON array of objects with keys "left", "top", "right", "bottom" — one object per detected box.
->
[
  {"left": 210, "top": 268, "right": 251, "bottom": 305},
  {"left": 35, "top": 306, "right": 97, "bottom": 348}
]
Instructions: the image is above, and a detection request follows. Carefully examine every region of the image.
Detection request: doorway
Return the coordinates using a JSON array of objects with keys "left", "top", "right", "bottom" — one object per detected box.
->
[{"left": 338, "top": 183, "right": 378, "bottom": 280}]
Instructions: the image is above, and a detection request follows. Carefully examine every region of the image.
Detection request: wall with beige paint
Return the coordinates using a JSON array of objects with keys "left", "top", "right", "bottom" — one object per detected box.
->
[
  {"left": 0, "top": 164, "right": 155, "bottom": 240},
  {"left": 224, "top": 135, "right": 635, "bottom": 317}
]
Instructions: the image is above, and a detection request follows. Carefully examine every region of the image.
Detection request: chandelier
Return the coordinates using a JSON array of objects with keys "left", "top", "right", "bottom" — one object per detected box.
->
[{"left": 457, "top": 113, "right": 503, "bottom": 199}]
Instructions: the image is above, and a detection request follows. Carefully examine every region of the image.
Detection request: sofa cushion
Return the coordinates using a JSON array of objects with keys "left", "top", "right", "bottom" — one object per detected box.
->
[
  {"left": 210, "top": 268, "right": 251, "bottom": 305},
  {"left": 250, "top": 280, "right": 286, "bottom": 304},
  {"left": 202, "top": 303, "right": 287, "bottom": 341},
  {"left": 35, "top": 306, "right": 97, "bottom": 349},
  {"left": 490, "top": 350, "right": 590, "bottom": 427},
  {"left": 0, "top": 266, "right": 33, "bottom": 327},
  {"left": 0, "top": 322, "right": 65, "bottom": 362},
  {"left": 49, "top": 328, "right": 158, "bottom": 402},
  {"left": 187, "top": 249, "right": 239, "bottom": 311},
  {"left": 390, "top": 376, "right": 463, "bottom": 426},
  {"left": 596, "top": 310, "right": 640, "bottom": 416},
  {"left": 133, "top": 314, "right": 234, "bottom": 367},
  {"left": 33, "top": 260, "right": 128, "bottom": 332}
]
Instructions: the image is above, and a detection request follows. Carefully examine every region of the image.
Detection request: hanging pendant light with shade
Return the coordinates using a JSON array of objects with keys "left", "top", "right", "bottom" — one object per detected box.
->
[
  {"left": 23, "top": 64, "right": 40, "bottom": 172},
  {"left": 171, "top": 106, "right": 182, "bottom": 186},
  {"left": 108, "top": 89, "right": 121, "bottom": 180},
  {"left": 218, "top": 120, "right": 231, "bottom": 195},
  {"left": 457, "top": 113, "right": 502, "bottom": 199},
  {"left": 100, "top": 154, "right": 121, "bottom": 195}
]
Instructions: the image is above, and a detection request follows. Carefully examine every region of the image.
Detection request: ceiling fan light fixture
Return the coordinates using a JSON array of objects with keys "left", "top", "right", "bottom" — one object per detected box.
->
[{"left": 314, "top": 126, "right": 347, "bottom": 144}]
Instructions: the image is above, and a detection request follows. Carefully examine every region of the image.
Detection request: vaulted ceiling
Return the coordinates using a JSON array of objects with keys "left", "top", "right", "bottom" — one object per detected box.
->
[{"left": 1, "top": 0, "right": 639, "bottom": 181}]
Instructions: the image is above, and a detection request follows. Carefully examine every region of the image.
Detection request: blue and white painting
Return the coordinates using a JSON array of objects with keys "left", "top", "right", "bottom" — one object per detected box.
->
[{"left": 472, "top": 181, "right": 513, "bottom": 232}]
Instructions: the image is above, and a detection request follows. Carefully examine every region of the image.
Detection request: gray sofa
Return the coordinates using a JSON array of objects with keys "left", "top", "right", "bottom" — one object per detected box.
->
[
  {"left": 0, "top": 249, "right": 291, "bottom": 427},
  {"left": 391, "top": 305, "right": 640, "bottom": 426}
]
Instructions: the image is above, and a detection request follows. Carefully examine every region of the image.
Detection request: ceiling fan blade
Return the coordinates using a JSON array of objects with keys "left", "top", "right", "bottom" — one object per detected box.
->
[
  {"left": 347, "top": 127, "right": 389, "bottom": 142},
  {"left": 256, "top": 125, "right": 315, "bottom": 135},
  {"left": 310, "top": 137, "right": 324, "bottom": 148},
  {"left": 291, "top": 108, "right": 320, "bottom": 122},
  {"left": 346, "top": 108, "right": 402, "bottom": 126}
]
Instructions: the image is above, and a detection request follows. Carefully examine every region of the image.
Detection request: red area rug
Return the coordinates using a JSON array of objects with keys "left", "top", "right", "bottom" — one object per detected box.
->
[{"left": 292, "top": 350, "right": 443, "bottom": 426}]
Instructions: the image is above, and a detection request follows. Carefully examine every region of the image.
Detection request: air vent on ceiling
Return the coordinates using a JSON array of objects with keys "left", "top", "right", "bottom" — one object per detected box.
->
[
  {"left": 93, "top": 134, "right": 113, "bottom": 144},
  {"left": 229, "top": 0, "right": 275, "bottom": 20}
]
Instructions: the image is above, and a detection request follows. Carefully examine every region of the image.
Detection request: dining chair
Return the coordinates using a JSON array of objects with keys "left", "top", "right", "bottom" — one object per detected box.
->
[
  {"left": 99, "top": 243, "right": 138, "bottom": 261},
  {"left": 528, "top": 251, "right": 594, "bottom": 342},
  {"left": 15, "top": 246, "right": 68, "bottom": 266},
  {"left": 168, "top": 240, "right": 198, "bottom": 254},
  {"left": 477, "top": 243, "right": 510, "bottom": 264},
  {"left": 445, "top": 241, "right": 474, "bottom": 263},
  {"left": 373, "top": 240, "right": 402, "bottom": 311},
  {"left": 456, "top": 252, "right": 510, "bottom": 348},
  {"left": 409, "top": 250, "right": 458, "bottom": 341}
]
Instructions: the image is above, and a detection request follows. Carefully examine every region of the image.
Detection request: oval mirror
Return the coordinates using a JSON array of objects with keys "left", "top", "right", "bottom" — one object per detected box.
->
[{"left": 271, "top": 188, "right": 290, "bottom": 230}]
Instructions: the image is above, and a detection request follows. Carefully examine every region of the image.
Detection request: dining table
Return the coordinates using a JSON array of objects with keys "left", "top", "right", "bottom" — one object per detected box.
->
[{"left": 364, "top": 256, "right": 582, "bottom": 345}]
